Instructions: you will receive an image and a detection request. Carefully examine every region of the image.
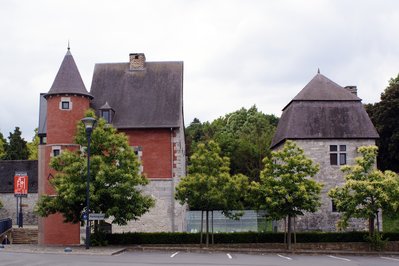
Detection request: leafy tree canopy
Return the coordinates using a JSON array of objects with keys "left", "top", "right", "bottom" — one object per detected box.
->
[
  {"left": 365, "top": 74, "right": 399, "bottom": 172},
  {"left": 36, "top": 110, "right": 155, "bottom": 225},
  {"left": 250, "top": 140, "right": 321, "bottom": 250},
  {"left": 0, "top": 132, "right": 6, "bottom": 160},
  {"left": 328, "top": 146, "right": 399, "bottom": 235},
  {"left": 28, "top": 128, "right": 40, "bottom": 160},
  {"left": 4, "top": 127, "right": 29, "bottom": 160},
  {"left": 185, "top": 105, "right": 278, "bottom": 181}
]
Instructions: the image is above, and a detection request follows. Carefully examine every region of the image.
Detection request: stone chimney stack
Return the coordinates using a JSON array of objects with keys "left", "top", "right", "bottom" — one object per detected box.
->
[
  {"left": 129, "top": 53, "right": 146, "bottom": 70},
  {"left": 344, "top": 85, "right": 357, "bottom": 96}
]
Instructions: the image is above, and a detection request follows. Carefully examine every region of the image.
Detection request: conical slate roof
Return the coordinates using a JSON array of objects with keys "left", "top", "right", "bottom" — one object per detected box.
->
[
  {"left": 45, "top": 49, "right": 92, "bottom": 99},
  {"left": 271, "top": 73, "right": 379, "bottom": 149}
]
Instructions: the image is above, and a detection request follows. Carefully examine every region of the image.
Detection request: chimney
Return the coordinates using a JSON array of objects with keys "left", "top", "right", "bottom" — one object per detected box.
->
[
  {"left": 129, "top": 53, "right": 146, "bottom": 70},
  {"left": 344, "top": 85, "right": 357, "bottom": 96}
]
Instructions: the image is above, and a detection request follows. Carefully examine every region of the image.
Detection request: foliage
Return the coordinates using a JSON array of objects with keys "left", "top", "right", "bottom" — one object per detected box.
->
[
  {"left": 251, "top": 140, "right": 321, "bottom": 250},
  {"left": 0, "top": 132, "right": 6, "bottom": 160},
  {"left": 4, "top": 127, "right": 29, "bottom": 160},
  {"left": 36, "top": 110, "right": 155, "bottom": 225},
  {"left": 175, "top": 140, "right": 249, "bottom": 246},
  {"left": 364, "top": 232, "right": 388, "bottom": 251},
  {"left": 27, "top": 128, "right": 40, "bottom": 160},
  {"left": 365, "top": 74, "right": 399, "bottom": 172},
  {"left": 103, "top": 231, "right": 399, "bottom": 245},
  {"left": 328, "top": 146, "right": 399, "bottom": 236},
  {"left": 185, "top": 106, "right": 278, "bottom": 181}
]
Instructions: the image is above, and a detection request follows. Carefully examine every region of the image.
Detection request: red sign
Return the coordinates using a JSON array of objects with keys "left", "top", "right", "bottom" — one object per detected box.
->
[{"left": 14, "top": 175, "right": 28, "bottom": 195}]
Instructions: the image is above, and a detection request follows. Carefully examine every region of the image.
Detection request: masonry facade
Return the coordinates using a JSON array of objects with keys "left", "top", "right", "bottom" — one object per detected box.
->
[
  {"left": 38, "top": 50, "right": 186, "bottom": 244},
  {"left": 271, "top": 72, "right": 379, "bottom": 232}
]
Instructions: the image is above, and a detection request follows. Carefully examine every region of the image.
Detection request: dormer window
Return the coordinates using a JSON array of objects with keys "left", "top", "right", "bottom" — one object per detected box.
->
[
  {"left": 99, "top": 101, "right": 114, "bottom": 124},
  {"left": 101, "top": 110, "right": 110, "bottom": 123}
]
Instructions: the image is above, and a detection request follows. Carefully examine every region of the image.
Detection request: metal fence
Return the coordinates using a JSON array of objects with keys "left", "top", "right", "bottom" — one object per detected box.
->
[{"left": 0, "top": 218, "right": 12, "bottom": 235}]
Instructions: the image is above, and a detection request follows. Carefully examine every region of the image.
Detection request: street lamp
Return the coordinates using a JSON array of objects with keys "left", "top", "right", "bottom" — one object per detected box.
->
[{"left": 81, "top": 117, "right": 97, "bottom": 249}]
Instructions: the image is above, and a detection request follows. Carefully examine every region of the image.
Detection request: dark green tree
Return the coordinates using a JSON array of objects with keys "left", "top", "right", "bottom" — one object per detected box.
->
[
  {"left": 185, "top": 106, "right": 278, "bottom": 181},
  {"left": 4, "top": 127, "right": 29, "bottom": 160},
  {"left": 0, "top": 132, "right": 6, "bottom": 159},
  {"left": 365, "top": 74, "right": 399, "bottom": 172},
  {"left": 250, "top": 140, "right": 321, "bottom": 250},
  {"left": 36, "top": 110, "right": 155, "bottom": 227}
]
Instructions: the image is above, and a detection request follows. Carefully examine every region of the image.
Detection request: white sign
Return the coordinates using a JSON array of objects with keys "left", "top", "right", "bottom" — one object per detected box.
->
[{"left": 89, "top": 213, "right": 105, "bottom": 220}]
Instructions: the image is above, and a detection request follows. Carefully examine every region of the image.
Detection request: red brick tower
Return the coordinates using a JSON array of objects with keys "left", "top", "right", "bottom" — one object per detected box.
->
[{"left": 38, "top": 48, "right": 92, "bottom": 245}]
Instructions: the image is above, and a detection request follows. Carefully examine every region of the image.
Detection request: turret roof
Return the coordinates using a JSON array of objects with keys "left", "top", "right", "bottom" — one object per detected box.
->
[{"left": 45, "top": 49, "right": 92, "bottom": 99}]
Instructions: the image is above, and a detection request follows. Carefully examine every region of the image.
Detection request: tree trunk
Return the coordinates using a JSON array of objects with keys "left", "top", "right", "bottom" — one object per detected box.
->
[
  {"left": 287, "top": 215, "right": 292, "bottom": 251},
  {"left": 206, "top": 210, "right": 209, "bottom": 247},
  {"left": 376, "top": 211, "right": 380, "bottom": 233},
  {"left": 200, "top": 210, "right": 203, "bottom": 248},
  {"left": 211, "top": 210, "right": 214, "bottom": 245},
  {"left": 284, "top": 216, "right": 287, "bottom": 244},
  {"left": 369, "top": 216, "right": 375, "bottom": 236},
  {"left": 293, "top": 216, "right": 296, "bottom": 247}
]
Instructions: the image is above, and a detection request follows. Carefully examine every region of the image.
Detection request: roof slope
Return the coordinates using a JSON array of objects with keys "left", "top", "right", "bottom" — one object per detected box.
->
[
  {"left": 90, "top": 61, "right": 183, "bottom": 128},
  {"left": 271, "top": 73, "right": 379, "bottom": 148},
  {"left": 45, "top": 50, "right": 92, "bottom": 98}
]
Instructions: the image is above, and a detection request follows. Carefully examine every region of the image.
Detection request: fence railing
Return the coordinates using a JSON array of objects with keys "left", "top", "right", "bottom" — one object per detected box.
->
[{"left": 0, "top": 218, "right": 12, "bottom": 235}]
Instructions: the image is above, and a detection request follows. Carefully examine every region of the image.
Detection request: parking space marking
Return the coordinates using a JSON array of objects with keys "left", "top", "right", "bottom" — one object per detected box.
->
[
  {"left": 170, "top": 252, "right": 179, "bottom": 258},
  {"left": 381, "top": 256, "right": 399, "bottom": 262},
  {"left": 227, "top": 253, "right": 232, "bottom": 259},
  {"left": 277, "top": 254, "right": 293, "bottom": 260},
  {"left": 327, "top": 255, "right": 351, "bottom": 262}
]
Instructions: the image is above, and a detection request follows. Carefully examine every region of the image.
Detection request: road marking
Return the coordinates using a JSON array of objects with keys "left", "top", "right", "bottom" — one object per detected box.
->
[
  {"left": 226, "top": 253, "right": 232, "bottom": 259},
  {"left": 277, "top": 254, "right": 293, "bottom": 260},
  {"left": 170, "top": 252, "right": 179, "bottom": 258},
  {"left": 327, "top": 255, "right": 351, "bottom": 262},
  {"left": 381, "top": 256, "right": 399, "bottom": 262}
]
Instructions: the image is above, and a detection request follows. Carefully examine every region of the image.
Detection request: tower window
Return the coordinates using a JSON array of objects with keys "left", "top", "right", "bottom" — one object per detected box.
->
[
  {"left": 51, "top": 146, "right": 61, "bottom": 157},
  {"left": 59, "top": 97, "right": 72, "bottom": 110}
]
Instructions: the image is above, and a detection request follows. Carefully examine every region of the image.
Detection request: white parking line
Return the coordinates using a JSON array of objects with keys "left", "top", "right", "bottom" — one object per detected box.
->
[
  {"left": 381, "top": 256, "right": 399, "bottom": 262},
  {"left": 170, "top": 252, "right": 179, "bottom": 258},
  {"left": 277, "top": 254, "right": 293, "bottom": 260},
  {"left": 227, "top": 253, "right": 232, "bottom": 259},
  {"left": 327, "top": 255, "right": 351, "bottom": 262}
]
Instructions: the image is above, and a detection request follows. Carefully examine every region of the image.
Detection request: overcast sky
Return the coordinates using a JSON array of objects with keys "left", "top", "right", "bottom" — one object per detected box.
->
[{"left": 1, "top": 0, "right": 399, "bottom": 140}]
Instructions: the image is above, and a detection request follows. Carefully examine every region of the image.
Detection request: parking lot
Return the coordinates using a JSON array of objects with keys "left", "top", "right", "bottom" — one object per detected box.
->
[{"left": 1, "top": 249, "right": 399, "bottom": 266}]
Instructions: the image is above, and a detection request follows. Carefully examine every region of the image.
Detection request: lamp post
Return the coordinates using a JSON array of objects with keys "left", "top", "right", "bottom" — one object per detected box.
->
[{"left": 81, "top": 117, "right": 97, "bottom": 249}]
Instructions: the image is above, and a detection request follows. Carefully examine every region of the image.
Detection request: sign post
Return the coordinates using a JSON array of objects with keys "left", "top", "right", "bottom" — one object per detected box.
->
[{"left": 14, "top": 172, "right": 28, "bottom": 228}]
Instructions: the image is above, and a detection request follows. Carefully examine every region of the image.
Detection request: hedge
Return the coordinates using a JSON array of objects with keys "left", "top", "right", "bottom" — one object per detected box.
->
[{"left": 101, "top": 231, "right": 399, "bottom": 245}]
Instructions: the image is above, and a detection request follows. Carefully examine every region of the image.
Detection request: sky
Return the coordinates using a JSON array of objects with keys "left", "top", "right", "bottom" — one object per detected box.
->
[{"left": 1, "top": 0, "right": 399, "bottom": 141}]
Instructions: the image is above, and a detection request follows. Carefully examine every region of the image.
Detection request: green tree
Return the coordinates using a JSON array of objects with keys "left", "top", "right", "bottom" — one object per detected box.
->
[
  {"left": 251, "top": 140, "right": 321, "bottom": 250},
  {"left": 175, "top": 141, "right": 249, "bottom": 247},
  {"left": 328, "top": 146, "right": 399, "bottom": 236},
  {"left": 4, "top": 127, "right": 29, "bottom": 160},
  {"left": 365, "top": 74, "right": 399, "bottom": 172},
  {"left": 36, "top": 110, "right": 155, "bottom": 228},
  {"left": 0, "top": 132, "right": 6, "bottom": 159},
  {"left": 185, "top": 106, "right": 278, "bottom": 181},
  {"left": 27, "top": 128, "right": 40, "bottom": 160}
]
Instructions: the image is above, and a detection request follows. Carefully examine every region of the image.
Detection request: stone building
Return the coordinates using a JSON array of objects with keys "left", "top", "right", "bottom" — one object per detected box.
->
[
  {"left": 270, "top": 72, "right": 379, "bottom": 232},
  {"left": 38, "top": 49, "right": 186, "bottom": 245}
]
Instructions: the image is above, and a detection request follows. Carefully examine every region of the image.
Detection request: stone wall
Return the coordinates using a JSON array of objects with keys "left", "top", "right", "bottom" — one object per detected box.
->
[
  {"left": 277, "top": 139, "right": 379, "bottom": 232},
  {"left": 0, "top": 193, "right": 38, "bottom": 225},
  {"left": 107, "top": 179, "right": 186, "bottom": 233}
]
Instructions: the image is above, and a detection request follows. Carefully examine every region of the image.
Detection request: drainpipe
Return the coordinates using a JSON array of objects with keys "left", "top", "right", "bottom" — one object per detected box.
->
[{"left": 170, "top": 128, "right": 175, "bottom": 232}]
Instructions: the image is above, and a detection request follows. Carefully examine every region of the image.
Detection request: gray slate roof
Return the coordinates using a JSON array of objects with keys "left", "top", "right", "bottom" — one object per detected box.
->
[
  {"left": 271, "top": 73, "right": 379, "bottom": 149},
  {"left": 45, "top": 50, "right": 92, "bottom": 99},
  {"left": 90, "top": 61, "right": 183, "bottom": 128}
]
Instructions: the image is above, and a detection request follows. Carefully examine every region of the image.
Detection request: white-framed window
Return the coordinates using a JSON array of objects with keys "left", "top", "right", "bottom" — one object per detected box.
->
[
  {"left": 51, "top": 146, "right": 61, "bottom": 157},
  {"left": 132, "top": 146, "right": 143, "bottom": 174},
  {"left": 59, "top": 97, "right": 72, "bottom": 110},
  {"left": 330, "top": 145, "right": 346, "bottom": 165},
  {"left": 101, "top": 110, "right": 110, "bottom": 123}
]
